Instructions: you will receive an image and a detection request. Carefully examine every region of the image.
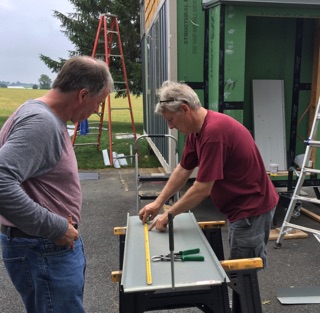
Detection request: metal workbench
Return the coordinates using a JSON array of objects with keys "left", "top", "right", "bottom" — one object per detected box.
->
[
  {"left": 116, "top": 212, "right": 263, "bottom": 313},
  {"left": 121, "top": 213, "right": 229, "bottom": 292}
]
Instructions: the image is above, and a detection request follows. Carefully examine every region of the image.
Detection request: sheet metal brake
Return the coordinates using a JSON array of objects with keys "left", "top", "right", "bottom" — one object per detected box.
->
[{"left": 121, "top": 212, "right": 229, "bottom": 293}]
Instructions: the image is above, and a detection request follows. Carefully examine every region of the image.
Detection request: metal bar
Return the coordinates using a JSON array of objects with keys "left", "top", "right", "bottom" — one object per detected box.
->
[
  {"left": 283, "top": 222, "right": 320, "bottom": 235},
  {"left": 287, "top": 18, "right": 304, "bottom": 189},
  {"left": 218, "top": 4, "right": 225, "bottom": 113},
  {"left": 168, "top": 212, "right": 175, "bottom": 290}
]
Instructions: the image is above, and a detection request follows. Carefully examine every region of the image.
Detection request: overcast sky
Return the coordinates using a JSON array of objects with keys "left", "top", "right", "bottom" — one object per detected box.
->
[{"left": 0, "top": 0, "right": 75, "bottom": 84}]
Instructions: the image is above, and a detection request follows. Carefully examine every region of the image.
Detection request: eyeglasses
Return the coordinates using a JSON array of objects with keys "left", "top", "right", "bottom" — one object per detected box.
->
[{"left": 159, "top": 98, "right": 175, "bottom": 103}]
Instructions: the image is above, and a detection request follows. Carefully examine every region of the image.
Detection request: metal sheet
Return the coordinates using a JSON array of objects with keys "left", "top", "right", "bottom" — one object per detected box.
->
[
  {"left": 277, "top": 286, "right": 320, "bottom": 304},
  {"left": 252, "top": 80, "right": 287, "bottom": 171},
  {"left": 121, "top": 212, "right": 229, "bottom": 293}
]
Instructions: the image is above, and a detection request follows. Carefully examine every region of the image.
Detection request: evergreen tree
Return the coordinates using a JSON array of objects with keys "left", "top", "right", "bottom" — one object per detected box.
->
[{"left": 40, "top": 0, "right": 141, "bottom": 96}]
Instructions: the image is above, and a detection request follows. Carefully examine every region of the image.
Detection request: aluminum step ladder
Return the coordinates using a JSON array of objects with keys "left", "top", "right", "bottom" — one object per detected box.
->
[{"left": 275, "top": 97, "right": 320, "bottom": 248}]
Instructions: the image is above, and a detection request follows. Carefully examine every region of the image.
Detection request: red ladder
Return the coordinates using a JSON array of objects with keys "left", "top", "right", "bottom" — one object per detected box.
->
[{"left": 72, "top": 14, "right": 137, "bottom": 165}]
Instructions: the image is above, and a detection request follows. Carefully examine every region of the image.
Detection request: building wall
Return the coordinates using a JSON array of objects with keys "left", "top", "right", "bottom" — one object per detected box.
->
[{"left": 141, "top": 0, "right": 320, "bottom": 173}]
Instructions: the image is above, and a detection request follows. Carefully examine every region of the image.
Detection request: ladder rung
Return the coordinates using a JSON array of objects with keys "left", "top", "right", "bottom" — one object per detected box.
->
[
  {"left": 74, "top": 143, "right": 99, "bottom": 146},
  {"left": 114, "top": 81, "right": 126, "bottom": 84},
  {"left": 282, "top": 222, "right": 320, "bottom": 235},
  {"left": 107, "top": 30, "right": 119, "bottom": 34},
  {"left": 108, "top": 54, "right": 122, "bottom": 58},
  {"left": 294, "top": 195, "right": 320, "bottom": 205},
  {"left": 302, "top": 168, "right": 320, "bottom": 175},
  {"left": 305, "top": 140, "right": 320, "bottom": 147},
  {"left": 111, "top": 107, "right": 131, "bottom": 110}
]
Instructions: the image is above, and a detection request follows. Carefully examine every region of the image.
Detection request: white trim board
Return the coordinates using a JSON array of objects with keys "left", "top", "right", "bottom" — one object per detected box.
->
[{"left": 252, "top": 79, "right": 287, "bottom": 171}]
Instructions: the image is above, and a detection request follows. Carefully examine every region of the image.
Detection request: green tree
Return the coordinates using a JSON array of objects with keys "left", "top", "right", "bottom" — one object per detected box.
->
[
  {"left": 38, "top": 74, "right": 52, "bottom": 89},
  {"left": 40, "top": 0, "right": 141, "bottom": 96},
  {"left": 32, "top": 84, "right": 38, "bottom": 89}
]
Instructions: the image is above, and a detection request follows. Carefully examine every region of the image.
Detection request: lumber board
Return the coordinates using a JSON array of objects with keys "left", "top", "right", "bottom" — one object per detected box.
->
[
  {"left": 269, "top": 228, "right": 308, "bottom": 241},
  {"left": 220, "top": 257, "right": 263, "bottom": 271},
  {"left": 114, "top": 220, "right": 226, "bottom": 236},
  {"left": 301, "top": 207, "right": 320, "bottom": 223}
]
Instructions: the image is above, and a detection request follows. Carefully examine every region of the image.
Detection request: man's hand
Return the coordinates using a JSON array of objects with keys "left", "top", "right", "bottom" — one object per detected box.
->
[
  {"left": 138, "top": 202, "right": 162, "bottom": 225},
  {"left": 54, "top": 222, "right": 79, "bottom": 247},
  {"left": 148, "top": 212, "right": 169, "bottom": 232}
]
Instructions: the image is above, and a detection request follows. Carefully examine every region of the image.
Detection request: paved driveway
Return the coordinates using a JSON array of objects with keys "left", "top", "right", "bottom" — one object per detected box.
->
[{"left": 1, "top": 168, "right": 320, "bottom": 312}]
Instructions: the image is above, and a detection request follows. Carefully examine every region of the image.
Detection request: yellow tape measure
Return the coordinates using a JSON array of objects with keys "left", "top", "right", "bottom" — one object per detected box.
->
[{"left": 144, "top": 223, "right": 152, "bottom": 285}]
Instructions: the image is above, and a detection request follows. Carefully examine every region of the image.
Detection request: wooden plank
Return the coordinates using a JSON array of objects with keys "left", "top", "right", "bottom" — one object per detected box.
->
[
  {"left": 220, "top": 257, "right": 263, "bottom": 271},
  {"left": 114, "top": 220, "right": 226, "bottom": 236},
  {"left": 111, "top": 257, "right": 264, "bottom": 283},
  {"left": 111, "top": 270, "right": 122, "bottom": 282},
  {"left": 114, "top": 227, "right": 126, "bottom": 235},
  {"left": 198, "top": 221, "right": 226, "bottom": 229},
  {"left": 269, "top": 228, "right": 308, "bottom": 241},
  {"left": 301, "top": 207, "right": 320, "bottom": 223}
]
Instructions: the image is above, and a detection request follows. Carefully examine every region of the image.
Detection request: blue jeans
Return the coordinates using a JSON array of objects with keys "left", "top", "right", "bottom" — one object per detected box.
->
[{"left": 0, "top": 233, "right": 86, "bottom": 313}]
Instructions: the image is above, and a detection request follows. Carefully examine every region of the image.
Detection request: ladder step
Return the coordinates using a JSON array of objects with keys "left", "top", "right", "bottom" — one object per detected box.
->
[
  {"left": 294, "top": 195, "right": 320, "bottom": 205},
  {"left": 302, "top": 168, "right": 320, "bottom": 175},
  {"left": 81, "top": 133, "right": 100, "bottom": 136},
  {"left": 111, "top": 107, "right": 131, "bottom": 111},
  {"left": 74, "top": 143, "right": 99, "bottom": 146},
  {"left": 305, "top": 140, "right": 320, "bottom": 147},
  {"left": 108, "top": 54, "right": 122, "bottom": 58},
  {"left": 107, "top": 30, "right": 119, "bottom": 34},
  {"left": 282, "top": 222, "right": 320, "bottom": 235}
]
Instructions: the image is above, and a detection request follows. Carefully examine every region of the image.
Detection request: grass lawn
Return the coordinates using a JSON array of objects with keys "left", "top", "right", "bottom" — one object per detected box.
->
[{"left": 0, "top": 88, "right": 161, "bottom": 169}]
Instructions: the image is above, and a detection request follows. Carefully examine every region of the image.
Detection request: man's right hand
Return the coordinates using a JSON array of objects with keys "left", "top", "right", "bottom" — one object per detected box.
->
[
  {"left": 54, "top": 222, "right": 79, "bottom": 247},
  {"left": 138, "top": 202, "right": 162, "bottom": 225}
]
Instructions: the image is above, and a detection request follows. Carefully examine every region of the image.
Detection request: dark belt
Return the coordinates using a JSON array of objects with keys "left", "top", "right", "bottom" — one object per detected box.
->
[{"left": 1, "top": 224, "right": 78, "bottom": 239}]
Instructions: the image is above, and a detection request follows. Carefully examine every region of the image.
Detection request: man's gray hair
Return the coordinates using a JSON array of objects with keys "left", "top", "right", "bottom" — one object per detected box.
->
[
  {"left": 52, "top": 56, "right": 114, "bottom": 96},
  {"left": 155, "top": 81, "right": 201, "bottom": 114}
]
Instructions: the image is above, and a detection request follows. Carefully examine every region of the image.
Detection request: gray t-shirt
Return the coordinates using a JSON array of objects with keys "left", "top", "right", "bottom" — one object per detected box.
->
[{"left": 0, "top": 100, "right": 82, "bottom": 241}]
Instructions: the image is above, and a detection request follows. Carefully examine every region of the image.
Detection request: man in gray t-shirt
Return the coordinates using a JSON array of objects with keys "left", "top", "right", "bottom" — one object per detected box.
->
[{"left": 0, "top": 56, "right": 114, "bottom": 313}]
